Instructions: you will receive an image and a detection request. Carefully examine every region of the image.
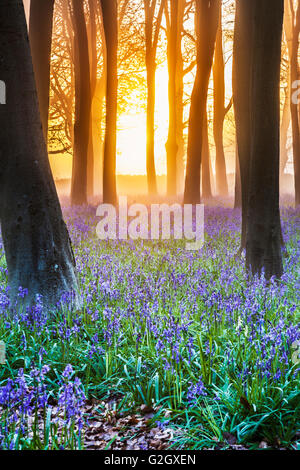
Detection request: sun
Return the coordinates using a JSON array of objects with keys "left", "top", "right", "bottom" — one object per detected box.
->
[{"left": 117, "top": 65, "right": 170, "bottom": 176}]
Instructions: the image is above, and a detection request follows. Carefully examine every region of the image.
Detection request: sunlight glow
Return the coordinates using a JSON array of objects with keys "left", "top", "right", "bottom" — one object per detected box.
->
[{"left": 117, "top": 66, "right": 169, "bottom": 175}]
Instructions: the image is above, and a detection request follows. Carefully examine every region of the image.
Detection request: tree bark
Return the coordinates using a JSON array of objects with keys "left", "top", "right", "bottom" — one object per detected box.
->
[
  {"left": 213, "top": 1, "right": 228, "bottom": 197},
  {"left": 183, "top": 0, "right": 220, "bottom": 204},
  {"left": 29, "top": 0, "right": 55, "bottom": 141},
  {"left": 101, "top": 0, "right": 118, "bottom": 205},
  {"left": 70, "top": 0, "right": 92, "bottom": 206},
  {"left": 246, "top": 0, "right": 284, "bottom": 279},
  {"left": 0, "top": 0, "right": 79, "bottom": 311}
]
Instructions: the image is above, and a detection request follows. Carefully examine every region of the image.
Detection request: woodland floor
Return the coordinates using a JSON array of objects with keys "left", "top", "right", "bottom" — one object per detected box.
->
[{"left": 0, "top": 198, "right": 299, "bottom": 450}]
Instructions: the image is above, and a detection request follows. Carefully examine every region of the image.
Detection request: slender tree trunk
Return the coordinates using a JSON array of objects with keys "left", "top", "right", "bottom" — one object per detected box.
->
[
  {"left": 201, "top": 113, "right": 212, "bottom": 199},
  {"left": 0, "top": 0, "right": 79, "bottom": 310},
  {"left": 29, "top": 0, "right": 55, "bottom": 141},
  {"left": 290, "top": 1, "right": 300, "bottom": 206},
  {"left": 233, "top": 0, "right": 255, "bottom": 249},
  {"left": 246, "top": 0, "right": 284, "bottom": 279},
  {"left": 144, "top": 0, "right": 164, "bottom": 196},
  {"left": 70, "top": 0, "right": 91, "bottom": 206},
  {"left": 279, "top": 3, "right": 292, "bottom": 179},
  {"left": 101, "top": 0, "right": 118, "bottom": 205},
  {"left": 213, "top": 1, "right": 228, "bottom": 196},
  {"left": 184, "top": 0, "right": 220, "bottom": 204},
  {"left": 166, "top": 0, "right": 179, "bottom": 196},
  {"left": 175, "top": 0, "right": 186, "bottom": 195},
  {"left": 87, "top": 0, "right": 98, "bottom": 200},
  {"left": 93, "top": 19, "right": 107, "bottom": 196},
  {"left": 146, "top": 58, "right": 158, "bottom": 195}
]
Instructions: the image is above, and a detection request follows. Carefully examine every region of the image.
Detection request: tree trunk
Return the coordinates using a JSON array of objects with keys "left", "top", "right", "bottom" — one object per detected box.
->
[
  {"left": 29, "top": 0, "right": 55, "bottom": 141},
  {"left": 290, "top": 1, "right": 300, "bottom": 206},
  {"left": 233, "top": 0, "right": 255, "bottom": 249},
  {"left": 246, "top": 0, "right": 284, "bottom": 279},
  {"left": 87, "top": 0, "right": 99, "bottom": 200},
  {"left": 70, "top": 0, "right": 92, "bottom": 206},
  {"left": 213, "top": 1, "right": 228, "bottom": 196},
  {"left": 175, "top": 0, "right": 186, "bottom": 195},
  {"left": 0, "top": 0, "right": 79, "bottom": 311},
  {"left": 101, "top": 0, "right": 118, "bottom": 205},
  {"left": 93, "top": 76, "right": 106, "bottom": 196},
  {"left": 183, "top": 0, "right": 220, "bottom": 204},
  {"left": 201, "top": 113, "right": 212, "bottom": 199},
  {"left": 166, "top": 0, "right": 179, "bottom": 196},
  {"left": 144, "top": 0, "right": 161, "bottom": 197},
  {"left": 146, "top": 57, "right": 158, "bottom": 196}
]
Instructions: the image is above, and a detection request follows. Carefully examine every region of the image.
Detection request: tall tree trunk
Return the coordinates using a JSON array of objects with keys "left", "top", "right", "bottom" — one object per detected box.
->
[
  {"left": 279, "top": 2, "right": 293, "bottom": 179},
  {"left": 233, "top": 0, "right": 254, "bottom": 249},
  {"left": 93, "top": 19, "right": 107, "bottom": 196},
  {"left": 101, "top": 0, "right": 118, "bottom": 205},
  {"left": 166, "top": 0, "right": 179, "bottom": 196},
  {"left": 29, "top": 0, "right": 55, "bottom": 141},
  {"left": 201, "top": 113, "right": 212, "bottom": 199},
  {"left": 0, "top": 0, "right": 79, "bottom": 310},
  {"left": 183, "top": 0, "right": 220, "bottom": 204},
  {"left": 213, "top": 1, "right": 228, "bottom": 196},
  {"left": 146, "top": 58, "right": 158, "bottom": 195},
  {"left": 246, "top": 0, "right": 284, "bottom": 279},
  {"left": 144, "top": 0, "right": 164, "bottom": 196},
  {"left": 70, "top": 0, "right": 91, "bottom": 206},
  {"left": 87, "top": 0, "right": 98, "bottom": 200},
  {"left": 175, "top": 0, "right": 186, "bottom": 195},
  {"left": 290, "top": 1, "right": 300, "bottom": 206}
]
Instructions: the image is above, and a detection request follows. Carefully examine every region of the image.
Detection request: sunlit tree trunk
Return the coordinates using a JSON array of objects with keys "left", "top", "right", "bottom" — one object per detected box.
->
[
  {"left": 93, "top": 76, "right": 106, "bottom": 196},
  {"left": 175, "top": 0, "right": 186, "bottom": 195},
  {"left": 144, "top": 0, "right": 164, "bottom": 196},
  {"left": 29, "top": 0, "right": 55, "bottom": 140},
  {"left": 184, "top": 0, "right": 220, "bottom": 204},
  {"left": 146, "top": 57, "right": 158, "bottom": 196},
  {"left": 166, "top": 0, "right": 179, "bottom": 196},
  {"left": 280, "top": 1, "right": 292, "bottom": 179},
  {"left": 101, "top": 0, "right": 118, "bottom": 205},
  {"left": 93, "top": 16, "right": 107, "bottom": 196},
  {"left": 213, "top": 1, "right": 229, "bottom": 197},
  {"left": 289, "top": 0, "right": 300, "bottom": 206},
  {"left": 87, "top": 0, "right": 98, "bottom": 200},
  {"left": 70, "top": 0, "right": 91, "bottom": 206},
  {"left": 246, "top": 0, "right": 284, "bottom": 278},
  {"left": 201, "top": 113, "right": 212, "bottom": 199},
  {"left": 0, "top": 0, "right": 79, "bottom": 310}
]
